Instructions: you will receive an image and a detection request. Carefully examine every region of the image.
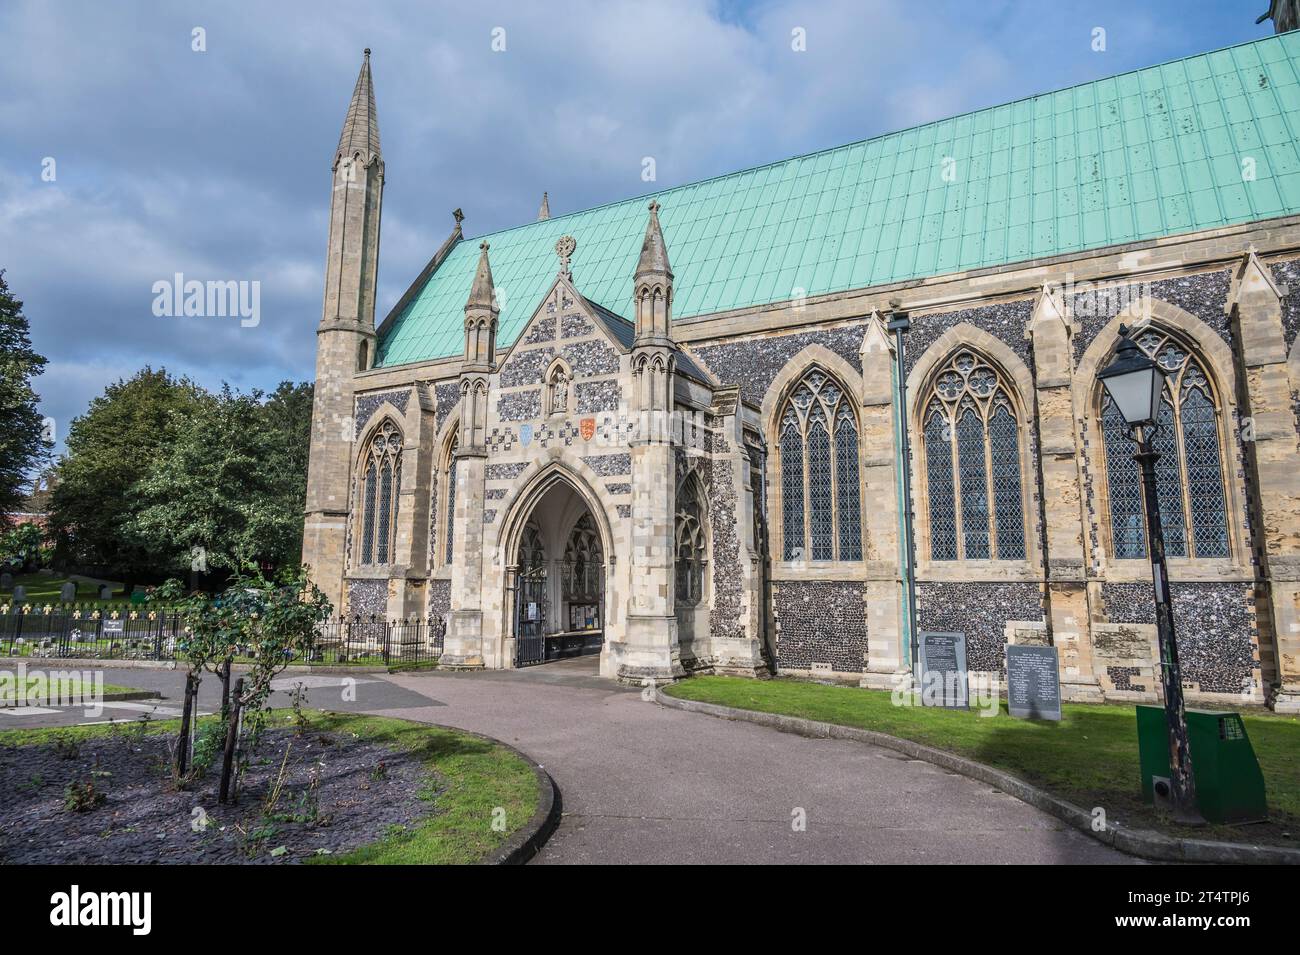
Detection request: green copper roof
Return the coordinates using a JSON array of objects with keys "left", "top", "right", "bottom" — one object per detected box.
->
[{"left": 377, "top": 32, "right": 1300, "bottom": 367}]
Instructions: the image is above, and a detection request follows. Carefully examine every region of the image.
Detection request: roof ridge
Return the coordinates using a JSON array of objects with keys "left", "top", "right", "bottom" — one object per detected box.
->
[{"left": 462, "top": 31, "right": 1289, "bottom": 243}]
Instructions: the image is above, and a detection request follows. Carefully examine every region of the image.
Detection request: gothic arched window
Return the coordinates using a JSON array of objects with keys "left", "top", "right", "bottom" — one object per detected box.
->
[
  {"left": 921, "top": 351, "right": 1026, "bottom": 561},
  {"left": 358, "top": 419, "right": 402, "bottom": 565},
  {"left": 563, "top": 514, "right": 603, "bottom": 602},
  {"left": 777, "top": 368, "right": 862, "bottom": 561},
  {"left": 1100, "top": 329, "right": 1229, "bottom": 560},
  {"left": 675, "top": 478, "right": 707, "bottom": 606},
  {"left": 443, "top": 434, "right": 459, "bottom": 566}
]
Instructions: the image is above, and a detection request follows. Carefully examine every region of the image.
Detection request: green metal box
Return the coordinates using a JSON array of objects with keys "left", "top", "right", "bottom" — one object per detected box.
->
[{"left": 1136, "top": 705, "right": 1267, "bottom": 825}]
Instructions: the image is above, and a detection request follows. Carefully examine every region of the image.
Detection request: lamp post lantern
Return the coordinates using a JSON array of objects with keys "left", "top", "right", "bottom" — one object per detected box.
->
[{"left": 1097, "top": 324, "right": 1204, "bottom": 825}]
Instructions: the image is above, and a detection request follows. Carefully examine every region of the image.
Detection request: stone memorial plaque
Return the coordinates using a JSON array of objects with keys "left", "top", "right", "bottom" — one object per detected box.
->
[
  {"left": 919, "top": 631, "right": 968, "bottom": 709},
  {"left": 1006, "top": 644, "right": 1061, "bottom": 721},
  {"left": 60, "top": 581, "right": 77, "bottom": 602}
]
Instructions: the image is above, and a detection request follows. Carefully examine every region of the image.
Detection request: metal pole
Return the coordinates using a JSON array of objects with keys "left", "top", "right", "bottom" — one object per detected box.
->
[
  {"left": 889, "top": 310, "right": 920, "bottom": 675},
  {"left": 1133, "top": 424, "right": 1203, "bottom": 825}
]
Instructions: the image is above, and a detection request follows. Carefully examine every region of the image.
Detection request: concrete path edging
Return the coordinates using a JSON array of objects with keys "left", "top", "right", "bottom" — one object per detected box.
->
[
  {"left": 471, "top": 733, "right": 563, "bottom": 866},
  {"left": 333, "top": 714, "right": 562, "bottom": 865},
  {"left": 0, "top": 689, "right": 160, "bottom": 708},
  {"left": 655, "top": 688, "right": 1300, "bottom": 866}
]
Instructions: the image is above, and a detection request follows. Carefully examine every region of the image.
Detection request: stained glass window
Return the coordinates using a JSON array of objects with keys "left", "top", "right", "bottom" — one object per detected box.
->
[
  {"left": 1181, "top": 376, "right": 1228, "bottom": 558},
  {"left": 780, "top": 415, "right": 804, "bottom": 560},
  {"left": 1152, "top": 400, "right": 1186, "bottom": 558},
  {"left": 808, "top": 414, "right": 834, "bottom": 560},
  {"left": 563, "top": 514, "right": 603, "bottom": 603},
  {"left": 357, "top": 419, "right": 402, "bottom": 566},
  {"left": 377, "top": 461, "right": 393, "bottom": 564},
  {"left": 989, "top": 403, "right": 1025, "bottom": 559},
  {"left": 675, "top": 479, "right": 706, "bottom": 606},
  {"left": 776, "top": 368, "right": 863, "bottom": 562},
  {"left": 956, "top": 407, "right": 990, "bottom": 559},
  {"left": 1099, "top": 332, "right": 1230, "bottom": 560},
  {"left": 924, "top": 408, "right": 958, "bottom": 560},
  {"left": 445, "top": 450, "right": 458, "bottom": 565},
  {"left": 361, "top": 463, "right": 377, "bottom": 565},
  {"left": 835, "top": 409, "right": 862, "bottom": 561},
  {"left": 921, "top": 352, "right": 1026, "bottom": 560}
]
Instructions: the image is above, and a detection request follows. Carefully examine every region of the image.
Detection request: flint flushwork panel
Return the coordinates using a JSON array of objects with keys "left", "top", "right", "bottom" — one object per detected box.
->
[
  {"left": 773, "top": 580, "right": 866, "bottom": 673},
  {"left": 435, "top": 382, "right": 460, "bottom": 432},
  {"left": 523, "top": 315, "right": 557, "bottom": 344},
  {"left": 904, "top": 300, "right": 1033, "bottom": 378},
  {"left": 707, "top": 424, "right": 745, "bottom": 641},
  {"left": 1102, "top": 582, "right": 1255, "bottom": 694},
  {"left": 575, "top": 380, "right": 621, "bottom": 413},
  {"left": 1070, "top": 270, "right": 1232, "bottom": 363},
  {"left": 346, "top": 579, "right": 387, "bottom": 618},
  {"left": 498, "top": 389, "right": 542, "bottom": 422},
  {"left": 915, "top": 581, "right": 1043, "bottom": 674},
  {"left": 691, "top": 323, "right": 866, "bottom": 406},
  {"left": 355, "top": 389, "right": 412, "bottom": 436}
]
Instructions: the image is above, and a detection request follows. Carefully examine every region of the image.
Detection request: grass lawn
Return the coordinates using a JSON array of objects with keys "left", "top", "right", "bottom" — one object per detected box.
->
[
  {"left": 0, "top": 709, "right": 541, "bottom": 864},
  {"left": 2, "top": 572, "right": 123, "bottom": 603},
  {"left": 0, "top": 675, "right": 139, "bottom": 703},
  {"left": 665, "top": 675, "right": 1300, "bottom": 846}
]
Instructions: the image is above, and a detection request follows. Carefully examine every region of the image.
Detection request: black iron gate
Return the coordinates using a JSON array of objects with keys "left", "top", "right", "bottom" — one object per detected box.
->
[{"left": 514, "top": 522, "right": 547, "bottom": 667}]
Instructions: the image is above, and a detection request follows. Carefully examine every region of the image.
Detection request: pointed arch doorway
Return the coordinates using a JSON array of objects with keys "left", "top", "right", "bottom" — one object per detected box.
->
[{"left": 509, "top": 475, "right": 607, "bottom": 667}]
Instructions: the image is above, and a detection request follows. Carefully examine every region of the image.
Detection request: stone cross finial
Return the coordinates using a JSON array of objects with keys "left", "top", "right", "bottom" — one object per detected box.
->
[{"left": 556, "top": 235, "right": 576, "bottom": 276}]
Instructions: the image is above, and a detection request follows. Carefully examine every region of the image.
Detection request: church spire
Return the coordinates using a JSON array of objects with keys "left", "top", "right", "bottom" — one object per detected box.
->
[
  {"left": 635, "top": 199, "right": 672, "bottom": 283},
  {"left": 538, "top": 191, "right": 550, "bottom": 221},
  {"left": 633, "top": 200, "right": 673, "bottom": 345},
  {"left": 336, "top": 48, "right": 381, "bottom": 167},
  {"left": 463, "top": 241, "right": 498, "bottom": 369},
  {"left": 466, "top": 241, "right": 496, "bottom": 311}
]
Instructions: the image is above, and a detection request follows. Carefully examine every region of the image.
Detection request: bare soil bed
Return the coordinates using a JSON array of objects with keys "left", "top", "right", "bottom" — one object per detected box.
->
[{"left": 0, "top": 723, "right": 433, "bottom": 864}]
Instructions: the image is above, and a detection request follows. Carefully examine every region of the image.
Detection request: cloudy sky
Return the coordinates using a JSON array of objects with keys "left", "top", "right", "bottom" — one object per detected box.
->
[{"left": 0, "top": 1, "right": 1271, "bottom": 453}]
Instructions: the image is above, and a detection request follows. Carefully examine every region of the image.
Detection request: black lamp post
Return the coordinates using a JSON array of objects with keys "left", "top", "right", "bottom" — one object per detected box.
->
[
  {"left": 1097, "top": 324, "right": 1204, "bottom": 825},
  {"left": 886, "top": 301, "right": 919, "bottom": 676}
]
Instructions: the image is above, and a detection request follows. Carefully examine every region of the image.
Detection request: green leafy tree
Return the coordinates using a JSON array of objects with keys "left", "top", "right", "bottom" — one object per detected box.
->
[
  {"left": 130, "top": 383, "right": 312, "bottom": 575},
  {"left": 257, "top": 380, "right": 313, "bottom": 566},
  {"left": 0, "top": 272, "right": 51, "bottom": 521},
  {"left": 48, "top": 367, "right": 201, "bottom": 590},
  {"left": 0, "top": 522, "right": 47, "bottom": 572}
]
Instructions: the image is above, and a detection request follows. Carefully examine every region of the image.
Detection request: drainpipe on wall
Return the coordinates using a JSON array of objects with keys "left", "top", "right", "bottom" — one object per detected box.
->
[{"left": 888, "top": 306, "right": 919, "bottom": 675}]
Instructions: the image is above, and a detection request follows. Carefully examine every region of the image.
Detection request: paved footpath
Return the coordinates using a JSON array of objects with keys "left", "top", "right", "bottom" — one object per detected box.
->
[
  {"left": 378, "top": 659, "right": 1135, "bottom": 865},
  {"left": 2, "top": 658, "right": 1134, "bottom": 864}
]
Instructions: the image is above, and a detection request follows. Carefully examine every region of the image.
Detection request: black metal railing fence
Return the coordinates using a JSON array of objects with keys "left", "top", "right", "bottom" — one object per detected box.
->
[{"left": 0, "top": 605, "right": 444, "bottom": 668}]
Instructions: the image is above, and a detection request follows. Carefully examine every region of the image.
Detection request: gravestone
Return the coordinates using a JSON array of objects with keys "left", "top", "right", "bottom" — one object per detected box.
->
[
  {"left": 60, "top": 581, "right": 77, "bottom": 603},
  {"left": 99, "top": 585, "right": 113, "bottom": 600},
  {"left": 11, "top": 585, "right": 26, "bottom": 604},
  {"left": 1006, "top": 644, "right": 1062, "bottom": 721},
  {"left": 919, "top": 631, "right": 968, "bottom": 709},
  {"left": 0, "top": 572, "right": 12, "bottom": 591}
]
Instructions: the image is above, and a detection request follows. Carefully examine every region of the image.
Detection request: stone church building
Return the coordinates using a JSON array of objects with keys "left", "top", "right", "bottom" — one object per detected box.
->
[{"left": 303, "top": 32, "right": 1300, "bottom": 711}]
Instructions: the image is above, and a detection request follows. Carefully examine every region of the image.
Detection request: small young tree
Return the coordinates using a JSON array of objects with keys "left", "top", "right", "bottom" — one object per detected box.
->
[
  {"left": 216, "top": 565, "right": 331, "bottom": 803},
  {"left": 151, "top": 578, "right": 241, "bottom": 776}
]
